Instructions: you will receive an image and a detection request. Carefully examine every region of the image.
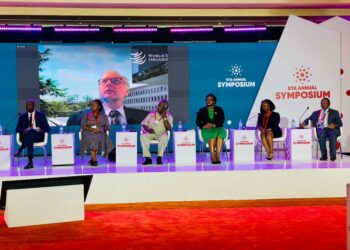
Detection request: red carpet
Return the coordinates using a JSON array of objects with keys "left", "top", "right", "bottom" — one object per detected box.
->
[{"left": 0, "top": 206, "right": 346, "bottom": 250}]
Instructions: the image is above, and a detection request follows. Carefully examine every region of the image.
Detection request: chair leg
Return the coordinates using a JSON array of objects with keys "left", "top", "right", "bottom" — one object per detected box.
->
[
  {"left": 339, "top": 143, "right": 343, "bottom": 159},
  {"left": 166, "top": 146, "right": 169, "bottom": 162},
  {"left": 260, "top": 143, "right": 263, "bottom": 161},
  {"left": 17, "top": 151, "right": 24, "bottom": 167},
  {"left": 43, "top": 147, "right": 47, "bottom": 166},
  {"left": 224, "top": 142, "right": 228, "bottom": 162},
  {"left": 200, "top": 143, "right": 204, "bottom": 162},
  {"left": 283, "top": 142, "right": 287, "bottom": 160}
]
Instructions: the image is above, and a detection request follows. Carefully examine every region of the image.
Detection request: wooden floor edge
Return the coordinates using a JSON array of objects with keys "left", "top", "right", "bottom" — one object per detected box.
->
[{"left": 85, "top": 198, "right": 346, "bottom": 211}]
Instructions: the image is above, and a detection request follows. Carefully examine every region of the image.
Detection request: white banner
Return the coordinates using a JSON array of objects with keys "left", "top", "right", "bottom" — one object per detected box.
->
[
  {"left": 320, "top": 16, "right": 350, "bottom": 151},
  {"left": 247, "top": 15, "right": 341, "bottom": 129}
]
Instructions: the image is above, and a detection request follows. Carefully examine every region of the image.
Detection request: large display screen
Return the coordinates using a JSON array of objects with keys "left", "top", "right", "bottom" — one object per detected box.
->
[{"left": 1, "top": 42, "right": 277, "bottom": 131}]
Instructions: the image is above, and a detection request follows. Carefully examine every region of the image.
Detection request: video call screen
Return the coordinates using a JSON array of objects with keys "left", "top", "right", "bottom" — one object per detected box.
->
[
  {"left": 16, "top": 44, "right": 190, "bottom": 125},
  {"left": 10, "top": 42, "right": 277, "bottom": 129}
]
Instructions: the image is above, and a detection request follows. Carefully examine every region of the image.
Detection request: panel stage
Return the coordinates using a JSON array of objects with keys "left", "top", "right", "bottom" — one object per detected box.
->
[{"left": 1, "top": 153, "right": 350, "bottom": 204}]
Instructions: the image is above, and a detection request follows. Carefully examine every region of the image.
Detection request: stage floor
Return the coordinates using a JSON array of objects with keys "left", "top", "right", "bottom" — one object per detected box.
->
[
  {"left": 1, "top": 152, "right": 349, "bottom": 177},
  {"left": 2, "top": 153, "right": 350, "bottom": 204}
]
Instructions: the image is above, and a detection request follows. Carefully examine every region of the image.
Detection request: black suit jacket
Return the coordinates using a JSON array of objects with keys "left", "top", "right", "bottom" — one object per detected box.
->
[
  {"left": 15, "top": 111, "right": 51, "bottom": 140},
  {"left": 257, "top": 112, "right": 282, "bottom": 138},
  {"left": 66, "top": 106, "right": 148, "bottom": 126},
  {"left": 196, "top": 106, "right": 225, "bottom": 128},
  {"left": 303, "top": 108, "right": 342, "bottom": 136}
]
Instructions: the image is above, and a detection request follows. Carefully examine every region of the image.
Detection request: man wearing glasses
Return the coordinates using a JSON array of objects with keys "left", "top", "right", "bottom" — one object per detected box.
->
[{"left": 67, "top": 70, "right": 148, "bottom": 126}]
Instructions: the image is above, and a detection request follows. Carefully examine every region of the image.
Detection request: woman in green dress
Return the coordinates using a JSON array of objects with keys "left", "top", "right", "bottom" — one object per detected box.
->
[{"left": 196, "top": 93, "right": 226, "bottom": 164}]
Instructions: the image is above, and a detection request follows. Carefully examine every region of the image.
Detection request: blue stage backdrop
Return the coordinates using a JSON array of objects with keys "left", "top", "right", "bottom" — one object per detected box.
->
[
  {"left": 0, "top": 42, "right": 277, "bottom": 154},
  {"left": 188, "top": 43, "right": 277, "bottom": 130}
]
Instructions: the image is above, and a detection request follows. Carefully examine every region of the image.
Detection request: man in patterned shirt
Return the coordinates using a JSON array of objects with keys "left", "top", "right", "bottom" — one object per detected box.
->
[{"left": 140, "top": 99, "right": 173, "bottom": 165}]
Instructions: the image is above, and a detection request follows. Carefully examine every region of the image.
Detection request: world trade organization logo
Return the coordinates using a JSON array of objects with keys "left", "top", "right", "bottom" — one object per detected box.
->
[
  {"left": 217, "top": 64, "right": 255, "bottom": 88},
  {"left": 131, "top": 51, "right": 147, "bottom": 65}
]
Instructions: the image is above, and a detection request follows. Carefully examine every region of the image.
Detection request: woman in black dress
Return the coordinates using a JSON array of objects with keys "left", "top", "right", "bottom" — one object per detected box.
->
[{"left": 257, "top": 99, "right": 282, "bottom": 160}]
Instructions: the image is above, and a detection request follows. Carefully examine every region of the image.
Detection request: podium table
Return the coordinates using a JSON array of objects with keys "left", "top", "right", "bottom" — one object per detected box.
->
[
  {"left": 51, "top": 133, "right": 75, "bottom": 165},
  {"left": 0, "top": 135, "right": 13, "bottom": 169},
  {"left": 230, "top": 129, "right": 255, "bottom": 163},
  {"left": 116, "top": 132, "right": 137, "bottom": 166},
  {"left": 173, "top": 130, "right": 196, "bottom": 166},
  {"left": 289, "top": 128, "right": 312, "bottom": 161}
]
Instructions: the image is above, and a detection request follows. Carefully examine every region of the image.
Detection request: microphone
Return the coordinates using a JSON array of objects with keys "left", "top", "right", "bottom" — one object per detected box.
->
[
  {"left": 4, "top": 113, "right": 21, "bottom": 135},
  {"left": 47, "top": 118, "right": 60, "bottom": 127},
  {"left": 298, "top": 107, "right": 310, "bottom": 124},
  {"left": 178, "top": 112, "right": 199, "bottom": 125},
  {"left": 244, "top": 113, "right": 259, "bottom": 129}
]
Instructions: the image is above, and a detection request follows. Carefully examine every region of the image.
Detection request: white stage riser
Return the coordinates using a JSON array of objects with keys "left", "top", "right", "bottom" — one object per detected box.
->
[{"left": 1, "top": 168, "right": 350, "bottom": 204}]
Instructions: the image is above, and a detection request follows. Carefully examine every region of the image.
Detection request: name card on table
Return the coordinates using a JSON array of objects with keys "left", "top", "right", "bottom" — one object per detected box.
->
[
  {"left": 116, "top": 132, "right": 137, "bottom": 166},
  {"left": 52, "top": 133, "right": 75, "bottom": 165},
  {"left": 289, "top": 128, "right": 312, "bottom": 161},
  {"left": 0, "top": 135, "right": 13, "bottom": 169},
  {"left": 230, "top": 129, "right": 255, "bottom": 163},
  {"left": 173, "top": 130, "right": 196, "bottom": 166}
]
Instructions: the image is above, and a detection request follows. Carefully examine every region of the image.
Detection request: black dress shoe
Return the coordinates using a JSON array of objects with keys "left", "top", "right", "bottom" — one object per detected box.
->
[
  {"left": 92, "top": 161, "right": 98, "bottom": 166},
  {"left": 330, "top": 157, "right": 336, "bottom": 161},
  {"left": 157, "top": 156, "right": 163, "bottom": 165},
  {"left": 24, "top": 161, "right": 34, "bottom": 169},
  {"left": 214, "top": 160, "right": 222, "bottom": 164},
  {"left": 319, "top": 156, "right": 328, "bottom": 161},
  {"left": 142, "top": 157, "right": 152, "bottom": 165}
]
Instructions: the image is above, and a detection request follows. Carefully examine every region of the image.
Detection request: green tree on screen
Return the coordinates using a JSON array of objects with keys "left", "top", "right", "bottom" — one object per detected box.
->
[{"left": 39, "top": 48, "right": 92, "bottom": 117}]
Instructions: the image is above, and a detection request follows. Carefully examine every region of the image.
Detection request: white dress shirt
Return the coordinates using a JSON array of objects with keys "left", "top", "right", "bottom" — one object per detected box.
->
[
  {"left": 28, "top": 111, "right": 36, "bottom": 129},
  {"left": 318, "top": 108, "right": 329, "bottom": 127},
  {"left": 103, "top": 104, "right": 127, "bottom": 125}
]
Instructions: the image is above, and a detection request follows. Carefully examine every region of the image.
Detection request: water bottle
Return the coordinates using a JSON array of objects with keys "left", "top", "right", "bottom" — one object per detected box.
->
[
  {"left": 0, "top": 124, "right": 2, "bottom": 135},
  {"left": 121, "top": 124, "right": 126, "bottom": 132},
  {"left": 238, "top": 119, "right": 243, "bottom": 130},
  {"left": 178, "top": 121, "right": 183, "bottom": 131},
  {"left": 291, "top": 119, "right": 296, "bottom": 129},
  {"left": 59, "top": 125, "right": 64, "bottom": 134}
]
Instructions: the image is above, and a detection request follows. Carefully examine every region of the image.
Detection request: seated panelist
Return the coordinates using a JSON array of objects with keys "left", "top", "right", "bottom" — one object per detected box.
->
[
  {"left": 256, "top": 99, "right": 282, "bottom": 160},
  {"left": 196, "top": 93, "right": 226, "bottom": 164},
  {"left": 300, "top": 98, "right": 342, "bottom": 161},
  {"left": 15, "top": 99, "right": 51, "bottom": 169},
  {"left": 80, "top": 99, "right": 114, "bottom": 166},
  {"left": 140, "top": 99, "right": 173, "bottom": 165}
]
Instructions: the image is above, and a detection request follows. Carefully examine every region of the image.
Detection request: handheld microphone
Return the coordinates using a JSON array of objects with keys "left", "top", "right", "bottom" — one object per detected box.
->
[
  {"left": 4, "top": 113, "right": 21, "bottom": 135},
  {"left": 298, "top": 107, "right": 310, "bottom": 124}
]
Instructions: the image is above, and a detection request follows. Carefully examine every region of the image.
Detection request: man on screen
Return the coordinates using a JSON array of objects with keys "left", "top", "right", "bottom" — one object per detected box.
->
[
  {"left": 300, "top": 98, "right": 342, "bottom": 161},
  {"left": 14, "top": 99, "right": 51, "bottom": 169},
  {"left": 67, "top": 70, "right": 148, "bottom": 126}
]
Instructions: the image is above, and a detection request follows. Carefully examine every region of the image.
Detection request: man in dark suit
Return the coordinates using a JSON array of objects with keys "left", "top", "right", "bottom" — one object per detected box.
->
[
  {"left": 66, "top": 70, "right": 148, "bottom": 126},
  {"left": 14, "top": 99, "right": 51, "bottom": 169},
  {"left": 300, "top": 98, "right": 342, "bottom": 161}
]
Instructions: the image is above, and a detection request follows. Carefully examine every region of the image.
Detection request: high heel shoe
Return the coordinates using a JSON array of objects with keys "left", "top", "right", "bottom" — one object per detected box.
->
[{"left": 266, "top": 153, "right": 274, "bottom": 160}]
